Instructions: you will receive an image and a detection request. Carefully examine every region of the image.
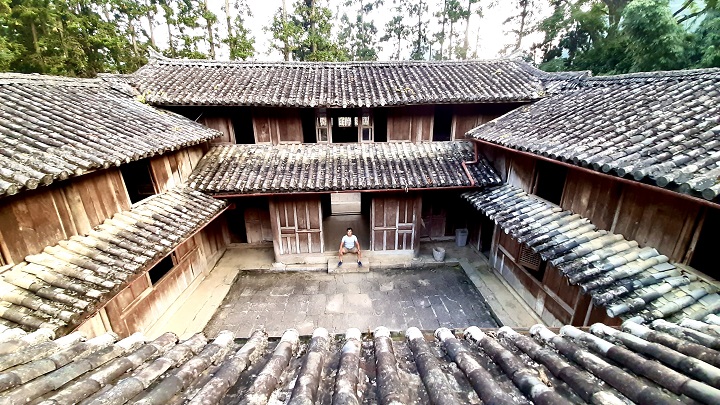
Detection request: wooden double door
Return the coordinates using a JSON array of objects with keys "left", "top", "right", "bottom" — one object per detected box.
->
[
  {"left": 371, "top": 195, "right": 421, "bottom": 251},
  {"left": 270, "top": 198, "right": 324, "bottom": 255}
]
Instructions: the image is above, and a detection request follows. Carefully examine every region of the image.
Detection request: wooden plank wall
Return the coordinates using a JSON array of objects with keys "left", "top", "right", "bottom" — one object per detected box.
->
[
  {"left": 253, "top": 108, "right": 303, "bottom": 144},
  {"left": 386, "top": 106, "right": 434, "bottom": 142},
  {"left": 78, "top": 215, "right": 230, "bottom": 337},
  {"left": 269, "top": 197, "right": 324, "bottom": 255},
  {"left": 371, "top": 195, "right": 421, "bottom": 251},
  {"left": 148, "top": 145, "right": 206, "bottom": 193},
  {"left": 200, "top": 117, "right": 236, "bottom": 143},
  {"left": 451, "top": 105, "right": 500, "bottom": 140},
  {"left": 0, "top": 169, "right": 130, "bottom": 265}
]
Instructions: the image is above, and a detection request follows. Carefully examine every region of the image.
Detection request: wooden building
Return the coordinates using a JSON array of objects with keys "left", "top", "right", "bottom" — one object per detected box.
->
[
  {"left": 129, "top": 57, "right": 573, "bottom": 264},
  {"left": 464, "top": 69, "right": 720, "bottom": 327},
  {"left": 0, "top": 74, "right": 228, "bottom": 337}
]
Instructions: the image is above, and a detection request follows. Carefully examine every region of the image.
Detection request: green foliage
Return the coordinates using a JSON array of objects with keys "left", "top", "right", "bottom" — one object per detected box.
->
[
  {"left": 623, "top": 0, "right": 685, "bottom": 71},
  {"left": 537, "top": 0, "right": 720, "bottom": 75},
  {"left": 222, "top": 0, "right": 254, "bottom": 60},
  {"left": 267, "top": 0, "right": 346, "bottom": 61},
  {"left": 337, "top": 0, "right": 382, "bottom": 61}
]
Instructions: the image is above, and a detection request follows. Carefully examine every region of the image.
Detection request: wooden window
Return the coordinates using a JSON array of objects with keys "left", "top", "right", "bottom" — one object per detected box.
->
[
  {"left": 120, "top": 159, "right": 156, "bottom": 204},
  {"left": 316, "top": 109, "right": 331, "bottom": 142},
  {"left": 359, "top": 111, "right": 373, "bottom": 142},
  {"left": 518, "top": 244, "right": 541, "bottom": 271},
  {"left": 148, "top": 254, "right": 175, "bottom": 284},
  {"left": 533, "top": 160, "right": 568, "bottom": 205},
  {"left": 338, "top": 116, "right": 352, "bottom": 127}
]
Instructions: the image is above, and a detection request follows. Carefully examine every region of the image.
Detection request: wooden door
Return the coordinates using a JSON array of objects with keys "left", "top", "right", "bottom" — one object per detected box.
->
[
  {"left": 270, "top": 198, "right": 324, "bottom": 255},
  {"left": 244, "top": 207, "right": 273, "bottom": 243},
  {"left": 371, "top": 196, "right": 420, "bottom": 251}
]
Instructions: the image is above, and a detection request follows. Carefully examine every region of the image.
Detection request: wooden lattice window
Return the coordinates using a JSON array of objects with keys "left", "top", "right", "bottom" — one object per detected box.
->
[{"left": 518, "top": 244, "right": 541, "bottom": 271}]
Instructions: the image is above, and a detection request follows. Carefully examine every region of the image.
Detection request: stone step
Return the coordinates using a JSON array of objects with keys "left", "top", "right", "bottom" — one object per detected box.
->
[{"left": 328, "top": 258, "right": 369, "bottom": 273}]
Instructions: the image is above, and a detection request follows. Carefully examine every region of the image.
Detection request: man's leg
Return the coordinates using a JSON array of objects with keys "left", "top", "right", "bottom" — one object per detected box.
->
[{"left": 338, "top": 247, "right": 346, "bottom": 266}]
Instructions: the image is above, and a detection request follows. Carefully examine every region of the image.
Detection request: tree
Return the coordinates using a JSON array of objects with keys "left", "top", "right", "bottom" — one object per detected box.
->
[
  {"left": 622, "top": 0, "right": 685, "bottom": 71},
  {"left": 223, "top": 0, "right": 254, "bottom": 60},
  {"left": 266, "top": 0, "right": 345, "bottom": 61},
  {"left": 381, "top": 0, "right": 410, "bottom": 59},
  {"left": 337, "top": 0, "right": 382, "bottom": 61},
  {"left": 409, "top": 0, "right": 429, "bottom": 59},
  {"left": 504, "top": 0, "right": 538, "bottom": 53},
  {"left": 690, "top": 8, "right": 720, "bottom": 67}
]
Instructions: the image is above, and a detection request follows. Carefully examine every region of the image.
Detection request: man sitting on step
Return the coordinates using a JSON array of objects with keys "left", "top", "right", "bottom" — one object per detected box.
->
[{"left": 338, "top": 227, "right": 362, "bottom": 267}]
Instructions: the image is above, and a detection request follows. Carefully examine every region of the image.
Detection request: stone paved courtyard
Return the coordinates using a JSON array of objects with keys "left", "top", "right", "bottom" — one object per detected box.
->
[{"left": 204, "top": 266, "right": 498, "bottom": 337}]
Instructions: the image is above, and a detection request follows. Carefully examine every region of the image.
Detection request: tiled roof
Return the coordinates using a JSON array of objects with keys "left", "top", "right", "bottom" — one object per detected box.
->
[
  {"left": 2, "top": 321, "right": 720, "bottom": 404},
  {"left": 467, "top": 68, "right": 720, "bottom": 201},
  {"left": 0, "top": 188, "right": 227, "bottom": 334},
  {"left": 0, "top": 73, "right": 221, "bottom": 198},
  {"left": 463, "top": 184, "right": 720, "bottom": 324},
  {"left": 130, "top": 57, "right": 556, "bottom": 107},
  {"left": 188, "top": 142, "right": 502, "bottom": 195}
]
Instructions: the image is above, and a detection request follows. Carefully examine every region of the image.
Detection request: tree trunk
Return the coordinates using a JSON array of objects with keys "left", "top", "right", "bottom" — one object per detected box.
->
[
  {"left": 449, "top": 20, "right": 454, "bottom": 59},
  {"left": 146, "top": 4, "right": 157, "bottom": 48},
  {"left": 439, "top": 0, "right": 447, "bottom": 59},
  {"left": 310, "top": 0, "right": 317, "bottom": 55},
  {"left": 516, "top": 2, "right": 527, "bottom": 50},
  {"left": 225, "top": 0, "right": 233, "bottom": 59},
  {"left": 30, "top": 22, "right": 40, "bottom": 55},
  {"left": 463, "top": 0, "right": 472, "bottom": 59},
  {"left": 205, "top": 0, "right": 216, "bottom": 59},
  {"left": 129, "top": 20, "right": 139, "bottom": 57},
  {"left": 283, "top": 0, "right": 290, "bottom": 61}
]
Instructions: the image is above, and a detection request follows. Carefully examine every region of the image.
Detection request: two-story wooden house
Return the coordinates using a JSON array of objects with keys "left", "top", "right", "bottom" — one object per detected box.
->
[{"left": 129, "top": 57, "right": 576, "bottom": 265}]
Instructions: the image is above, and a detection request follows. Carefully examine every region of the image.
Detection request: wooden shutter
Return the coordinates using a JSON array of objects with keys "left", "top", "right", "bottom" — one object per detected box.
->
[
  {"left": 371, "top": 196, "right": 419, "bottom": 251},
  {"left": 271, "top": 198, "right": 324, "bottom": 254}
]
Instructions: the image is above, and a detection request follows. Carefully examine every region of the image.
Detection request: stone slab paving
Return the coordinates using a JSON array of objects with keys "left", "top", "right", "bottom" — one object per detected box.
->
[{"left": 204, "top": 266, "right": 498, "bottom": 338}]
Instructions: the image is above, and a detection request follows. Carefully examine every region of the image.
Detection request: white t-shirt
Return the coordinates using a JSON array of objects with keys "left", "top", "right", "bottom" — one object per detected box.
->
[{"left": 342, "top": 235, "right": 358, "bottom": 249}]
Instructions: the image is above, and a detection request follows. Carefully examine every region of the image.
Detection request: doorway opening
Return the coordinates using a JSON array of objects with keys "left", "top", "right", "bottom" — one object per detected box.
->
[
  {"left": 120, "top": 159, "right": 155, "bottom": 203},
  {"left": 322, "top": 193, "right": 370, "bottom": 252}
]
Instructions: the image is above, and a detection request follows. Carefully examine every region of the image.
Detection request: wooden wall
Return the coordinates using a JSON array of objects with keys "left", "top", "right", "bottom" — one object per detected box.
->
[
  {"left": 269, "top": 197, "right": 324, "bottom": 255},
  {"left": 451, "top": 105, "right": 502, "bottom": 140},
  {"left": 386, "top": 106, "right": 434, "bottom": 142},
  {"left": 76, "top": 215, "right": 230, "bottom": 338},
  {"left": 253, "top": 108, "right": 303, "bottom": 144},
  {"left": 371, "top": 194, "right": 421, "bottom": 251},
  {"left": 0, "top": 169, "right": 130, "bottom": 265},
  {"left": 200, "top": 117, "right": 236, "bottom": 143},
  {"left": 478, "top": 143, "right": 706, "bottom": 325},
  {"left": 149, "top": 145, "right": 206, "bottom": 193}
]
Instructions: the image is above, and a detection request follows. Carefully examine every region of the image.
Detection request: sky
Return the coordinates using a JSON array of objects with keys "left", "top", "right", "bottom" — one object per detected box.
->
[{"left": 151, "top": 0, "right": 551, "bottom": 61}]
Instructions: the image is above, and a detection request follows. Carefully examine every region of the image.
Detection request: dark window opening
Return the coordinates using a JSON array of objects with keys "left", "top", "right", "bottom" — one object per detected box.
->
[
  {"left": 373, "top": 109, "right": 387, "bottom": 142},
  {"left": 433, "top": 105, "right": 453, "bottom": 141},
  {"left": 120, "top": 159, "right": 155, "bottom": 204},
  {"left": 330, "top": 109, "right": 359, "bottom": 143},
  {"left": 533, "top": 161, "right": 568, "bottom": 205},
  {"left": 149, "top": 254, "right": 175, "bottom": 284},
  {"left": 690, "top": 207, "right": 720, "bottom": 279},
  {"left": 301, "top": 108, "right": 317, "bottom": 143},
  {"left": 232, "top": 108, "right": 255, "bottom": 144}
]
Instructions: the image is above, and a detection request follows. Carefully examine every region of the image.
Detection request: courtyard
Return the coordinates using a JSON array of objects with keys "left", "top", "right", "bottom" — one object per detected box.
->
[{"left": 204, "top": 266, "right": 499, "bottom": 337}]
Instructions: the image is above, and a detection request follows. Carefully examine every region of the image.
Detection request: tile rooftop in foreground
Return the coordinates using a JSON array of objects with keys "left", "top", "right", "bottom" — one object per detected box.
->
[{"left": 2, "top": 318, "right": 720, "bottom": 404}]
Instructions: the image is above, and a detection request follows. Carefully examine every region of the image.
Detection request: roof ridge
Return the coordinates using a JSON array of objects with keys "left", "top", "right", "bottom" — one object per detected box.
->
[
  {"left": 0, "top": 73, "right": 101, "bottom": 86},
  {"left": 586, "top": 67, "right": 720, "bottom": 83},
  {"left": 148, "top": 57, "right": 529, "bottom": 67}
]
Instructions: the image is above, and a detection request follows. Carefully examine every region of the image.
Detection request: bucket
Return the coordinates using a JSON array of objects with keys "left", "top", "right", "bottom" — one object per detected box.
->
[
  {"left": 455, "top": 228, "right": 468, "bottom": 247},
  {"left": 432, "top": 247, "right": 446, "bottom": 262}
]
